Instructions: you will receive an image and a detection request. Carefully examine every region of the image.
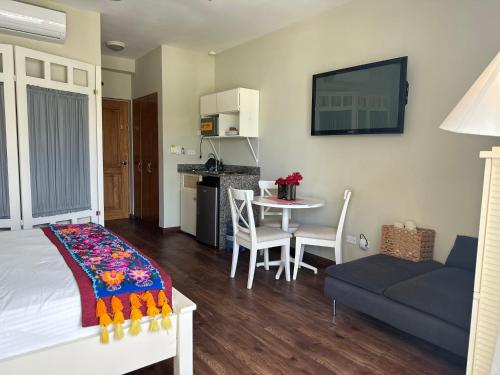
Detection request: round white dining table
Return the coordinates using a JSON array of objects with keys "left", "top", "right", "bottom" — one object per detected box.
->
[{"left": 252, "top": 195, "right": 325, "bottom": 279}]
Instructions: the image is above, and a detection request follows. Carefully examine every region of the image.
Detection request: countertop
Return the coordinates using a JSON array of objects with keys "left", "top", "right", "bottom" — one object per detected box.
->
[{"left": 177, "top": 164, "right": 260, "bottom": 177}]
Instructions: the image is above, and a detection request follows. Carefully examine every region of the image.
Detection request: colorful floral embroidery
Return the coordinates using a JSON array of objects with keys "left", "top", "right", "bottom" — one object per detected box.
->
[{"left": 48, "top": 223, "right": 164, "bottom": 298}]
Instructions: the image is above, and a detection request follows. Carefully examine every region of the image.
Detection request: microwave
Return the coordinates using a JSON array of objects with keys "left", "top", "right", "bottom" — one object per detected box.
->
[{"left": 200, "top": 116, "right": 218, "bottom": 136}]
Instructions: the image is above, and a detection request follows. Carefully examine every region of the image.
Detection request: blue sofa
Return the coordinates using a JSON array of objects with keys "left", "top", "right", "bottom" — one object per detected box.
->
[{"left": 324, "top": 235, "right": 477, "bottom": 357}]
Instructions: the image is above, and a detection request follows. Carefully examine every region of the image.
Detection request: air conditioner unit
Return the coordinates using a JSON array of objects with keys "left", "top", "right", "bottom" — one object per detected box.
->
[{"left": 0, "top": 0, "right": 66, "bottom": 42}]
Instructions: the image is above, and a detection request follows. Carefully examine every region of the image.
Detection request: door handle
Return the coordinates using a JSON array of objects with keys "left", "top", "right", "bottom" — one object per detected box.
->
[
  {"left": 137, "top": 161, "right": 142, "bottom": 171},
  {"left": 121, "top": 161, "right": 128, "bottom": 166},
  {"left": 147, "top": 162, "right": 152, "bottom": 174}
]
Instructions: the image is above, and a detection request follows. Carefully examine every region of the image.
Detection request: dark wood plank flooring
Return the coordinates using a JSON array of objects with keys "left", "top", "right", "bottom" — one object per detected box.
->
[{"left": 105, "top": 219, "right": 465, "bottom": 375}]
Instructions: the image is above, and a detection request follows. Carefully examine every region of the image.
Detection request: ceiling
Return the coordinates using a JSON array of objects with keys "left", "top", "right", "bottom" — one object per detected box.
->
[{"left": 56, "top": 0, "right": 350, "bottom": 59}]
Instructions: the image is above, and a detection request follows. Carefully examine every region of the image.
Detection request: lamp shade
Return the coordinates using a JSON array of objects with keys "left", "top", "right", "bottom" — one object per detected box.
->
[{"left": 440, "top": 52, "right": 500, "bottom": 136}]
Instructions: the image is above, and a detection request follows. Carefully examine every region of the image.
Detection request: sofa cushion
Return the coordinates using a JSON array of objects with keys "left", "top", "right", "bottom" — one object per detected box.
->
[
  {"left": 384, "top": 267, "right": 474, "bottom": 330},
  {"left": 325, "top": 254, "right": 443, "bottom": 294},
  {"left": 445, "top": 235, "right": 478, "bottom": 271}
]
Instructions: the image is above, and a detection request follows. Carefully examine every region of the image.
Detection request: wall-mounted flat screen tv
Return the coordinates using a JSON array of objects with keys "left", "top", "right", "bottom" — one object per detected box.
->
[{"left": 311, "top": 56, "right": 408, "bottom": 135}]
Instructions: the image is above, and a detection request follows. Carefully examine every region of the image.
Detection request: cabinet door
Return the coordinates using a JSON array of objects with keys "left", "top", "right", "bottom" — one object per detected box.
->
[
  {"left": 133, "top": 93, "right": 159, "bottom": 226},
  {"left": 200, "top": 94, "right": 217, "bottom": 116},
  {"left": 216, "top": 89, "right": 240, "bottom": 113},
  {"left": 180, "top": 174, "right": 198, "bottom": 236}
]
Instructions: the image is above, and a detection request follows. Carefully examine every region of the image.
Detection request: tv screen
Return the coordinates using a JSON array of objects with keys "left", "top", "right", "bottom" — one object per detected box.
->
[{"left": 311, "top": 57, "right": 408, "bottom": 135}]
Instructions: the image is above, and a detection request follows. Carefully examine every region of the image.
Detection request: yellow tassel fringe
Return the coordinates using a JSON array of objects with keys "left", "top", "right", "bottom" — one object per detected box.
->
[
  {"left": 111, "top": 296, "right": 125, "bottom": 340},
  {"left": 149, "top": 316, "right": 160, "bottom": 332},
  {"left": 114, "top": 322, "right": 124, "bottom": 340},
  {"left": 97, "top": 290, "right": 170, "bottom": 341},
  {"left": 100, "top": 326, "right": 110, "bottom": 344},
  {"left": 129, "top": 319, "right": 141, "bottom": 336},
  {"left": 157, "top": 290, "right": 172, "bottom": 331},
  {"left": 96, "top": 298, "right": 111, "bottom": 344},
  {"left": 129, "top": 293, "right": 143, "bottom": 336},
  {"left": 161, "top": 315, "right": 171, "bottom": 330}
]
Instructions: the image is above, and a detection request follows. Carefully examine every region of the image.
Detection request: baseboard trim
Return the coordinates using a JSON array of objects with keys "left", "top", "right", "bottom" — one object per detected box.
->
[
  {"left": 160, "top": 226, "right": 181, "bottom": 234},
  {"left": 294, "top": 248, "right": 336, "bottom": 269},
  {"left": 266, "top": 247, "right": 335, "bottom": 270}
]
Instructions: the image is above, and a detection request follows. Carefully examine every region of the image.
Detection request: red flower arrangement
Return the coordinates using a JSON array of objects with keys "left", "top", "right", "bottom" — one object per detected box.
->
[{"left": 275, "top": 172, "right": 303, "bottom": 186}]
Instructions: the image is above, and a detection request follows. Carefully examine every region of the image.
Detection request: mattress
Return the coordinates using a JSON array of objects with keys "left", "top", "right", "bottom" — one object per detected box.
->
[{"left": 0, "top": 229, "right": 99, "bottom": 361}]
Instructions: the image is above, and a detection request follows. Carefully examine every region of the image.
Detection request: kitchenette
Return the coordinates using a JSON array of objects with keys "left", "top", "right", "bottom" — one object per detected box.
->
[
  {"left": 178, "top": 163, "right": 260, "bottom": 250},
  {"left": 177, "top": 87, "right": 260, "bottom": 249}
]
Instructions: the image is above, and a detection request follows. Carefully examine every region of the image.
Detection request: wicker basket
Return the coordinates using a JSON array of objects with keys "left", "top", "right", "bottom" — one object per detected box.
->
[{"left": 380, "top": 225, "right": 435, "bottom": 262}]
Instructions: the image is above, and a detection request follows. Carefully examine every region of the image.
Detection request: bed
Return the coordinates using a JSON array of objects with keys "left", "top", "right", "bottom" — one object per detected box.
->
[{"left": 0, "top": 228, "right": 196, "bottom": 375}]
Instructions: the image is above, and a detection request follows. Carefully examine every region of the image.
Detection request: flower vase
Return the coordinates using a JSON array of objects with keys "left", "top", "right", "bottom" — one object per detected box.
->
[
  {"left": 285, "top": 185, "right": 296, "bottom": 201},
  {"left": 278, "top": 184, "right": 287, "bottom": 199}
]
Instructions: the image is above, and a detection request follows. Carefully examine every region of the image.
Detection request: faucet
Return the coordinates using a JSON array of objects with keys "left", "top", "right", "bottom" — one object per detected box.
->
[{"left": 207, "top": 152, "right": 218, "bottom": 172}]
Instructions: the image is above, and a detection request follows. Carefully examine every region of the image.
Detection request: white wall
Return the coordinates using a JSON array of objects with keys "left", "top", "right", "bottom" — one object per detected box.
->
[
  {"left": 0, "top": 0, "right": 100, "bottom": 65},
  {"left": 102, "top": 55, "right": 135, "bottom": 73},
  {"left": 214, "top": 0, "right": 500, "bottom": 262},
  {"left": 132, "top": 47, "right": 165, "bottom": 226},
  {"left": 162, "top": 45, "right": 215, "bottom": 227},
  {"left": 102, "top": 69, "right": 132, "bottom": 100},
  {"left": 132, "top": 46, "right": 214, "bottom": 228}
]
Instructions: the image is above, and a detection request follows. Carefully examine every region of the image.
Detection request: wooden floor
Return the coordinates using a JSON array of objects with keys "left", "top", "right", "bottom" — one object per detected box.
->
[{"left": 106, "top": 219, "right": 465, "bottom": 375}]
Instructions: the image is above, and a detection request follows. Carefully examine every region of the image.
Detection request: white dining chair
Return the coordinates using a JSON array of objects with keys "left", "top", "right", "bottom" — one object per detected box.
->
[
  {"left": 292, "top": 189, "right": 352, "bottom": 280},
  {"left": 258, "top": 180, "right": 301, "bottom": 233},
  {"left": 228, "top": 187, "right": 292, "bottom": 289}
]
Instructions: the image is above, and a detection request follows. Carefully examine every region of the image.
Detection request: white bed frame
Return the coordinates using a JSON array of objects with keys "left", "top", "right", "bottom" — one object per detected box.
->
[{"left": 0, "top": 288, "right": 196, "bottom": 375}]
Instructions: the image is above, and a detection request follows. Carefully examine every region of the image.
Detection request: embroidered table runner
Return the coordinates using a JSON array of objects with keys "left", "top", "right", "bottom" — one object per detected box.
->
[{"left": 43, "top": 223, "right": 173, "bottom": 342}]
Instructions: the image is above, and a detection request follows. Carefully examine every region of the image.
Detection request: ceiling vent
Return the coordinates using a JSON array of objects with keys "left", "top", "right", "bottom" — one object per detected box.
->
[{"left": 0, "top": 0, "right": 66, "bottom": 42}]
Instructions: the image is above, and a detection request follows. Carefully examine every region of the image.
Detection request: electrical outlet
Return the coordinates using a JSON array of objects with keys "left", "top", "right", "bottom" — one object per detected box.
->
[
  {"left": 359, "top": 234, "right": 370, "bottom": 251},
  {"left": 346, "top": 235, "right": 357, "bottom": 245}
]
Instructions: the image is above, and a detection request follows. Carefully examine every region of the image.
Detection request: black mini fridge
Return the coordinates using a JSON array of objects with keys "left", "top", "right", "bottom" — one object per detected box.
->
[{"left": 196, "top": 177, "right": 219, "bottom": 247}]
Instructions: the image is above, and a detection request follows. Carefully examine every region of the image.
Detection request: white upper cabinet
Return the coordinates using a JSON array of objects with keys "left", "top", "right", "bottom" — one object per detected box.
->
[
  {"left": 200, "top": 88, "right": 259, "bottom": 138},
  {"left": 216, "top": 89, "right": 240, "bottom": 113},
  {"left": 200, "top": 93, "right": 217, "bottom": 116}
]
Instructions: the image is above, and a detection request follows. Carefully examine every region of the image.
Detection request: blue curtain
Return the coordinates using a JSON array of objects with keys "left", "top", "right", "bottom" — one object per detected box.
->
[
  {"left": 0, "top": 82, "right": 9, "bottom": 219},
  {"left": 27, "top": 85, "right": 91, "bottom": 217}
]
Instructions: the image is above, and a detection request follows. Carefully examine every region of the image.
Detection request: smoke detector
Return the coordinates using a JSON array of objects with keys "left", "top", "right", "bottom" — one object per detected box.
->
[{"left": 105, "top": 40, "right": 126, "bottom": 52}]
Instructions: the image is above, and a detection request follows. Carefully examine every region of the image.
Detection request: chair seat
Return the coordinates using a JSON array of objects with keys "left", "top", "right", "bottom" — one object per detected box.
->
[
  {"left": 236, "top": 226, "right": 292, "bottom": 244},
  {"left": 260, "top": 217, "right": 301, "bottom": 229},
  {"left": 294, "top": 225, "right": 337, "bottom": 241}
]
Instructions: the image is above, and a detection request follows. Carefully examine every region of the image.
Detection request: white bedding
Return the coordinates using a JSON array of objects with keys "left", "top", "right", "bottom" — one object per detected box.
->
[{"left": 0, "top": 229, "right": 99, "bottom": 360}]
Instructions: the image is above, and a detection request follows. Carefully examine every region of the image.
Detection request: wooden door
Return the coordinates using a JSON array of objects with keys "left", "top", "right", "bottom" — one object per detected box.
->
[
  {"left": 102, "top": 99, "right": 130, "bottom": 220},
  {"left": 132, "top": 93, "right": 159, "bottom": 226},
  {"left": 133, "top": 99, "right": 142, "bottom": 219}
]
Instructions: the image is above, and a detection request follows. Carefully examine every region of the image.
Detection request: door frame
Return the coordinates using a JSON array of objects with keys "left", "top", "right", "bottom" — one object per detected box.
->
[
  {"left": 0, "top": 45, "right": 21, "bottom": 230},
  {"left": 15, "top": 46, "right": 100, "bottom": 228},
  {"left": 102, "top": 97, "right": 132, "bottom": 220}
]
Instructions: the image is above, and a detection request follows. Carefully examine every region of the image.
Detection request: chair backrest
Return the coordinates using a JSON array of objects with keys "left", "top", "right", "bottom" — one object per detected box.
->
[
  {"left": 228, "top": 187, "right": 257, "bottom": 244},
  {"left": 336, "top": 189, "right": 352, "bottom": 241},
  {"left": 258, "top": 180, "right": 281, "bottom": 220}
]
